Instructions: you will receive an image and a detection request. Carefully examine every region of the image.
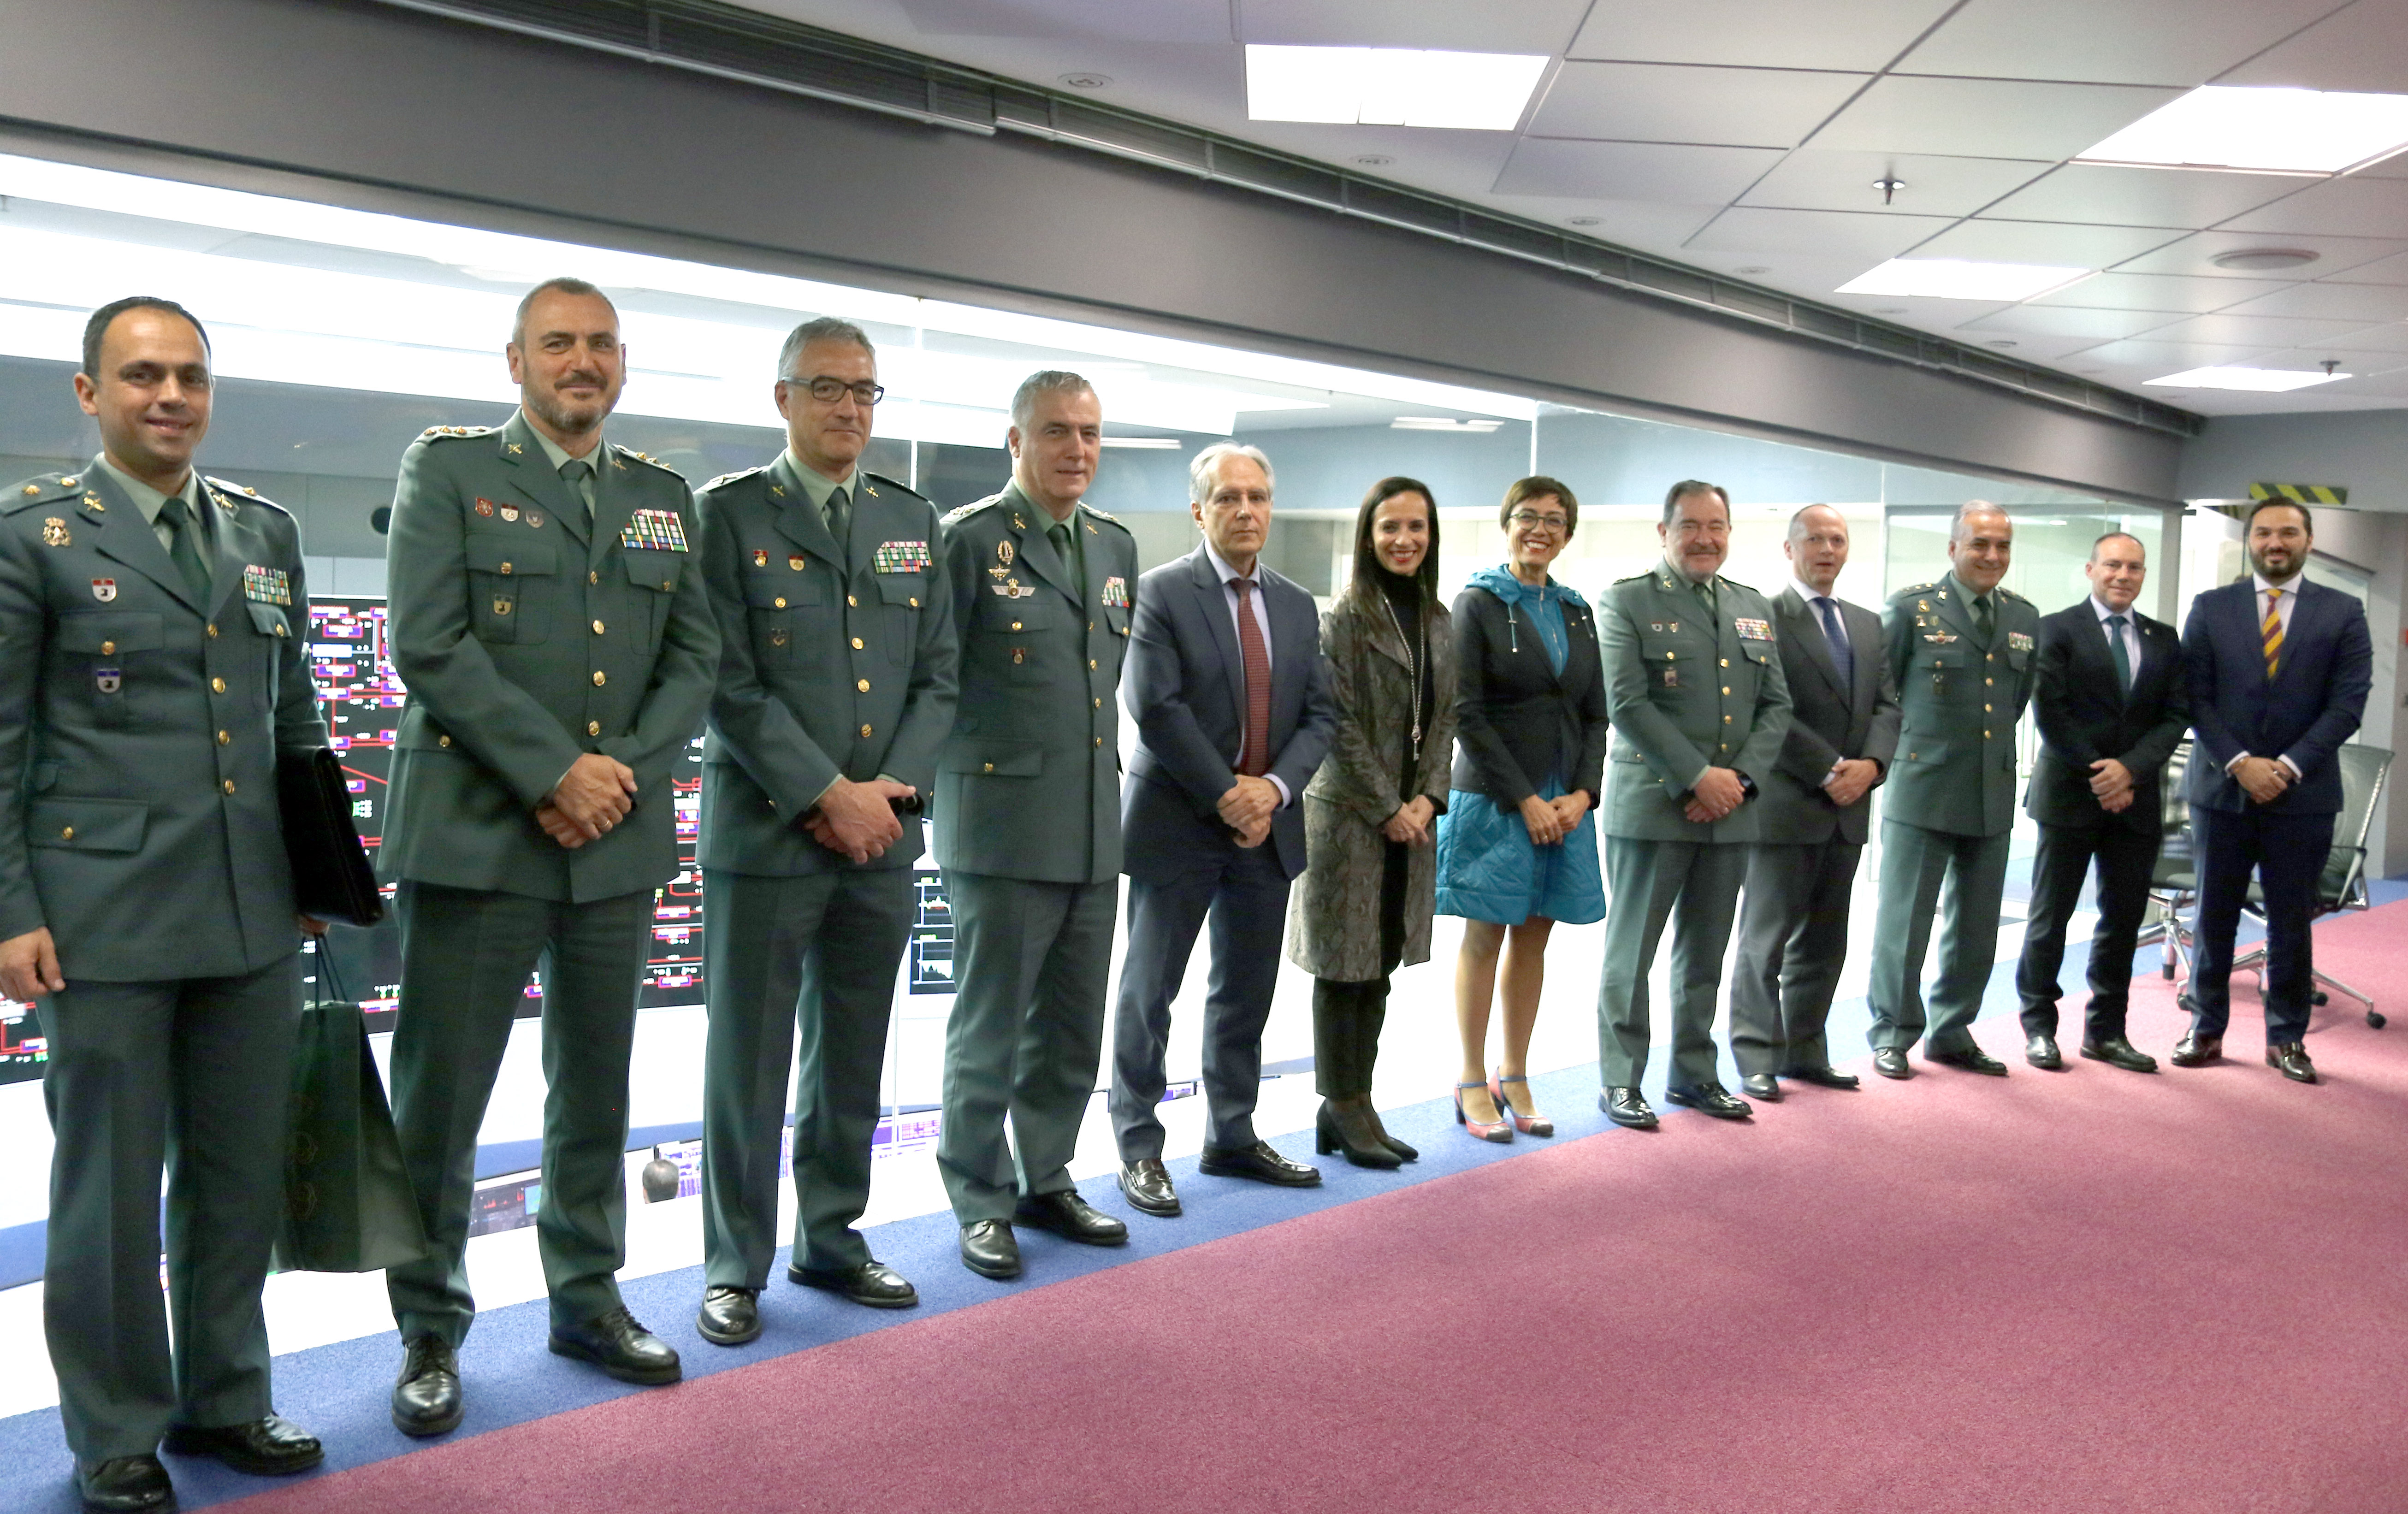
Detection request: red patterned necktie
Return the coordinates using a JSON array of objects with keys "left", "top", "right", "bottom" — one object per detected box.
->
[{"left": 1234, "top": 575, "right": 1272, "bottom": 777}]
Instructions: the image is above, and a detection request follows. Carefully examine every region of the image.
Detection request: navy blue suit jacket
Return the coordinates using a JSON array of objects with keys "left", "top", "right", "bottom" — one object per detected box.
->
[
  {"left": 1122, "top": 545, "right": 1336, "bottom": 883},
  {"left": 2181, "top": 577, "right": 2371, "bottom": 816}
]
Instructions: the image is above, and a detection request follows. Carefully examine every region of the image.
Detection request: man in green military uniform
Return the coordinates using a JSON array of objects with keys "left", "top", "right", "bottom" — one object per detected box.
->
[
  {"left": 379, "top": 278, "right": 719, "bottom": 1433},
  {"left": 690, "top": 317, "right": 957, "bottom": 1348},
  {"left": 1865, "top": 502, "right": 2038, "bottom": 1077},
  {"left": 935, "top": 371, "right": 1138, "bottom": 1281},
  {"left": 1594, "top": 481, "right": 1792, "bottom": 1128},
  {"left": 0, "top": 298, "right": 326, "bottom": 1513}
]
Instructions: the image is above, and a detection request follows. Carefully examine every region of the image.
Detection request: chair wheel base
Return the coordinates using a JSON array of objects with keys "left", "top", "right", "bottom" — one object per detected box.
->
[{"left": 2369, "top": 1010, "right": 2387, "bottom": 1029}]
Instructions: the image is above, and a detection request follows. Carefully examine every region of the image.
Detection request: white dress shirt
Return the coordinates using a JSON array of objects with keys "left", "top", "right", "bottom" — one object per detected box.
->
[{"left": 1202, "top": 541, "right": 1288, "bottom": 806}]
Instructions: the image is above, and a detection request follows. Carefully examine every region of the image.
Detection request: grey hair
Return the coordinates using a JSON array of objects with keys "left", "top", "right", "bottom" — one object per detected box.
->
[
  {"left": 1190, "top": 441, "right": 1275, "bottom": 503},
  {"left": 779, "top": 316, "right": 874, "bottom": 378},
  {"left": 1787, "top": 503, "right": 1848, "bottom": 541},
  {"left": 511, "top": 277, "right": 615, "bottom": 348},
  {"left": 1009, "top": 369, "right": 1096, "bottom": 431},
  {"left": 1951, "top": 499, "right": 2012, "bottom": 542}
]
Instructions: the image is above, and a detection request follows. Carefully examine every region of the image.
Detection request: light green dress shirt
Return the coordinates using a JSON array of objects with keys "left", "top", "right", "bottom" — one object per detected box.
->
[{"left": 95, "top": 455, "right": 207, "bottom": 555}]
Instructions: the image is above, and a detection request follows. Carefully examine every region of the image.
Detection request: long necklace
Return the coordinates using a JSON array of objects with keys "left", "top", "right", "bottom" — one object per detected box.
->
[{"left": 1380, "top": 588, "right": 1426, "bottom": 757}]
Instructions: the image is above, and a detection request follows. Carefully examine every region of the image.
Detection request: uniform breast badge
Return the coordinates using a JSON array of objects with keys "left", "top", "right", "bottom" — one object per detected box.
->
[
  {"left": 500, "top": 504, "right": 520, "bottom": 523},
  {"left": 1734, "top": 617, "right": 1773, "bottom": 641},
  {"left": 474, "top": 498, "right": 496, "bottom": 517},
  {"left": 2007, "top": 631, "right": 2035, "bottom": 653},
  {"left": 41, "top": 517, "right": 70, "bottom": 547},
  {"left": 620, "top": 509, "right": 691, "bottom": 552},
  {"left": 243, "top": 565, "right": 293, "bottom": 605},
  {"left": 997, "top": 539, "right": 1014, "bottom": 568},
  {"left": 752, "top": 549, "right": 769, "bottom": 568},
  {"left": 1101, "top": 576, "right": 1129, "bottom": 609},
  {"left": 789, "top": 555, "right": 806, "bottom": 572},
  {"left": 526, "top": 511, "right": 543, "bottom": 529},
  {"left": 91, "top": 579, "right": 116, "bottom": 602},
  {"left": 1661, "top": 668, "right": 1680, "bottom": 688},
  {"left": 493, "top": 596, "right": 514, "bottom": 616},
  {"left": 873, "top": 539, "right": 932, "bottom": 574},
  {"left": 95, "top": 668, "right": 121, "bottom": 694}
]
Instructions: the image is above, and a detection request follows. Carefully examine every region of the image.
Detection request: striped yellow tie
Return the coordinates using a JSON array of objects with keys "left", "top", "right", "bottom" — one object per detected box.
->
[{"left": 2261, "top": 587, "right": 2283, "bottom": 679}]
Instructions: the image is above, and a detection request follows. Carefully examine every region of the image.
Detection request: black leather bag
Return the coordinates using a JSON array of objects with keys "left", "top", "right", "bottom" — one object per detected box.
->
[{"left": 278, "top": 745, "right": 384, "bottom": 927}]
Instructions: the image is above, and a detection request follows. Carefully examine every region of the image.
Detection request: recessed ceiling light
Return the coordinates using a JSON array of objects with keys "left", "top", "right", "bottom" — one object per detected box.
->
[
  {"left": 1391, "top": 416, "right": 1506, "bottom": 432},
  {"left": 1567, "top": 216, "right": 1601, "bottom": 226},
  {"left": 2144, "top": 365, "right": 2351, "bottom": 391},
  {"left": 1838, "top": 259, "right": 2089, "bottom": 301},
  {"left": 2212, "top": 247, "right": 2320, "bottom": 271},
  {"left": 2077, "top": 84, "right": 2408, "bottom": 175},
  {"left": 1245, "top": 45, "right": 1548, "bottom": 131},
  {"left": 1099, "top": 437, "right": 1183, "bottom": 449},
  {"left": 1058, "top": 72, "right": 1112, "bottom": 90}
]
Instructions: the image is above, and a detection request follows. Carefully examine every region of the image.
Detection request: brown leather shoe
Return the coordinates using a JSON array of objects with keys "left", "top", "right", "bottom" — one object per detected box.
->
[
  {"left": 2171, "top": 1032, "right": 2223, "bottom": 1067},
  {"left": 2266, "top": 1041, "right": 2318, "bottom": 1083}
]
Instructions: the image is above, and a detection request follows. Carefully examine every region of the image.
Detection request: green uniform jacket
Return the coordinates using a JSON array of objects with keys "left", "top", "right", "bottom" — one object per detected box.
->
[
  {"left": 693, "top": 456, "right": 958, "bottom": 874},
  {"left": 0, "top": 463, "right": 325, "bottom": 980},
  {"left": 1599, "top": 566, "right": 1793, "bottom": 843},
  {"left": 931, "top": 483, "right": 1137, "bottom": 885},
  {"left": 379, "top": 414, "right": 720, "bottom": 902},
  {"left": 1881, "top": 572, "right": 2039, "bottom": 838}
]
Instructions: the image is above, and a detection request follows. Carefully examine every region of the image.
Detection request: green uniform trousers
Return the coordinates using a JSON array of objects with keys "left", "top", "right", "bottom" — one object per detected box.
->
[
  {"left": 699, "top": 866, "right": 913, "bottom": 1286},
  {"left": 1596, "top": 837, "right": 1748, "bottom": 1089},
  {"left": 1865, "top": 820, "right": 2012, "bottom": 1056},
  {"left": 936, "top": 871, "right": 1114, "bottom": 1224},
  {"left": 36, "top": 958, "right": 299, "bottom": 1463},
  {"left": 385, "top": 881, "right": 651, "bottom": 1345}
]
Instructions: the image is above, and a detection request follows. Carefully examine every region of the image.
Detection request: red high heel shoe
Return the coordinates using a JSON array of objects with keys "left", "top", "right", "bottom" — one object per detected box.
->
[
  {"left": 1488, "top": 1070, "right": 1555, "bottom": 1137},
  {"left": 1455, "top": 1082, "right": 1511, "bottom": 1143}
]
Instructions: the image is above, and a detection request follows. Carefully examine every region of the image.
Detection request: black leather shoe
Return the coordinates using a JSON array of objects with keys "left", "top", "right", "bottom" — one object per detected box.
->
[
  {"left": 1601, "top": 1087, "right": 1657, "bottom": 1129},
  {"left": 1871, "top": 1048, "right": 1913, "bottom": 1079},
  {"left": 2266, "top": 1041, "right": 2318, "bottom": 1083},
  {"left": 1118, "top": 1159, "right": 1181, "bottom": 1217},
  {"left": 2081, "top": 1036, "right": 2159, "bottom": 1073},
  {"left": 1199, "top": 1141, "right": 1322, "bottom": 1186},
  {"left": 548, "top": 1306, "right": 681, "bottom": 1385},
  {"left": 162, "top": 1414, "right": 321, "bottom": 1477},
  {"left": 1929, "top": 1047, "right": 2009, "bottom": 1076},
  {"left": 2025, "top": 1034, "right": 2063, "bottom": 1070},
  {"left": 1666, "top": 1082, "right": 1754, "bottom": 1119},
  {"left": 790, "top": 1258, "right": 918, "bottom": 1307},
  {"left": 2171, "top": 1032, "right": 2223, "bottom": 1067},
  {"left": 1783, "top": 1064, "right": 1860, "bottom": 1089},
  {"left": 696, "top": 1285, "right": 761, "bottom": 1345},
  {"left": 959, "top": 1219, "right": 1021, "bottom": 1279},
  {"left": 1740, "top": 1072, "right": 1782, "bottom": 1101},
  {"left": 77, "top": 1455, "right": 172, "bottom": 1513},
  {"left": 1015, "top": 1189, "right": 1130, "bottom": 1245},
  {"left": 390, "top": 1335, "right": 463, "bottom": 1437}
]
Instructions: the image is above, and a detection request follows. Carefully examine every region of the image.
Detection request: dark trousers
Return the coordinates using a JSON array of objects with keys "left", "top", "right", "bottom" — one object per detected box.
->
[
  {"left": 385, "top": 882, "right": 651, "bottom": 1345},
  {"left": 1866, "top": 822, "right": 2011, "bottom": 1055},
  {"left": 1314, "top": 841, "right": 1407, "bottom": 1097},
  {"left": 2189, "top": 804, "right": 2335, "bottom": 1044},
  {"left": 1597, "top": 837, "right": 1749, "bottom": 1089},
  {"left": 700, "top": 866, "right": 912, "bottom": 1287},
  {"left": 36, "top": 958, "right": 300, "bottom": 1463},
  {"left": 1109, "top": 842, "right": 1292, "bottom": 1160},
  {"left": 2015, "top": 821, "right": 2159, "bottom": 1041},
  {"left": 1730, "top": 836, "right": 1862, "bottom": 1076}
]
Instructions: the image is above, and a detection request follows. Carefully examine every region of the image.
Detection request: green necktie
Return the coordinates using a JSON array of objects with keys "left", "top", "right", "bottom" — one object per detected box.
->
[
  {"left": 825, "top": 484, "right": 851, "bottom": 551},
  {"left": 159, "top": 494, "right": 212, "bottom": 602},
  {"left": 1974, "top": 591, "right": 1995, "bottom": 645},
  {"left": 560, "top": 457, "right": 595, "bottom": 525},
  {"left": 1693, "top": 575, "right": 1717, "bottom": 615},
  {"left": 1051, "top": 520, "right": 1083, "bottom": 600},
  {"left": 2106, "top": 614, "right": 2132, "bottom": 693}
]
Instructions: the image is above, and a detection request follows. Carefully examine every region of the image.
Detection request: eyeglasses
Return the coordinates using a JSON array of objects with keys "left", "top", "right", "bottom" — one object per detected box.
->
[
  {"left": 787, "top": 375, "right": 886, "bottom": 406},
  {"left": 1508, "top": 510, "right": 1569, "bottom": 531}
]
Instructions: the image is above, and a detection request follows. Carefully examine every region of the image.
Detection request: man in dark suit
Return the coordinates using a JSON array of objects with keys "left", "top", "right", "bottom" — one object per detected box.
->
[
  {"left": 2014, "top": 532, "right": 2187, "bottom": 1073},
  {"left": 2175, "top": 502, "right": 2372, "bottom": 1083},
  {"left": 1731, "top": 506, "right": 1898, "bottom": 1099},
  {"left": 1109, "top": 442, "right": 1336, "bottom": 1214},
  {"left": 689, "top": 317, "right": 957, "bottom": 1348}
]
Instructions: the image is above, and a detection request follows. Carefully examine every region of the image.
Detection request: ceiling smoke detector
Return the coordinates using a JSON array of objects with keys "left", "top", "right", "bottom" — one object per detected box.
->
[
  {"left": 1058, "top": 72, "right": 1112, "bottom": 90},
  {"left": 2212, "top": 247, "right": 2319, "bottom": 271}
]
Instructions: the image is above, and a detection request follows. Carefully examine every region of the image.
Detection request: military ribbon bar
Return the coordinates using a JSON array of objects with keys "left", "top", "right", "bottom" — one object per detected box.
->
[
  {"left": 620, "top": 509, "right": 690, "bottom": 553},
  {"left": 873, "top": 539, "right": 932, "bottom": 574},
  {"left": 242, "top": 565, "right": 292, "bottom": 605}
]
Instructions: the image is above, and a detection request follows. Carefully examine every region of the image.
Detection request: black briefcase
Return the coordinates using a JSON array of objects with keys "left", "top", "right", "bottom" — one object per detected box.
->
[{"left": 278, "top": 745, "right": 385, "bottom": 927}]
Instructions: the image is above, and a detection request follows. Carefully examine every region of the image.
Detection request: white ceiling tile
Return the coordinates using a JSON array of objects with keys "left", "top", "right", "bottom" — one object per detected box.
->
[
  {"left": 892, "top": 0, "right": 1231, "bottom": 40},
  {"left": 2113, "top": 229, "right": 2408, "bottom": 277},
  {"left": 1565, "top": 0, "right": 1956, "bottom": 71},
  {"left": 1950, "top": 331, "right": 2118, "bottom": 361},
  {"left": 1909, "top": 219, "right": 2189, "bottom": 265},
  {"left": 1527, "top": 62, "right": 1867, "bottom": 148},
  {"left": 1823, "top": 292, "right": 2018, "bottom": 325},
  {"left": 1809, "top": 77, "right": 2183, "bottom": 159},
  {"left": 2321, "top": 249, "right": 2408, "bottom": 284},
  {"left": 1897, "top": 0, "right": 2341, "bottom": 87},
  {"left": 1959, "top": 305, "right": 2187, "bottom": 339},
  {"left": 1736, "top": 149, "right": 2052, "bottom": 217},
  {"left": 1979, "top": 164, "right": 2306, "bottom": 229},
  {"left": 2137, "top": 311, "right": 2376, "bottom": 346},
  {"left": 2215, "top": 282, "right": 2408, "bottom": 321},
  {"left": 1492, "top": 138, "right": 1785, "bottom": 201},
  {"left": 2214, "top": 0, "right": 2408, "bottom": 93},
  {"left": 2076, "top": 337, "right": 2288, "bottom": 368},
  {"left": 1236, "top": 0, "right": 1592, "bottom": 50},
  {"left": 1682, "top": 206, "right": 1957, "bottom": 261},
  {"left": 2028, "top": 271, "right": 2296, "bottom": 312},
  {"left": 1486, "top": 195, "right": 1726, "bottom": 248},
  {"left": 2314, "top": 321, "right": 2408, "bottom": 353},
  {"left": 2217, "top": 175, "right": 2408, "bottom": 241}
]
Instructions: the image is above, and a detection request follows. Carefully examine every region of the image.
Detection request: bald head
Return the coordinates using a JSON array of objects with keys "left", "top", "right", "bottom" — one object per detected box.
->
[{"left": 1785, "top": 504, "right": 1850, "bottom": 596}]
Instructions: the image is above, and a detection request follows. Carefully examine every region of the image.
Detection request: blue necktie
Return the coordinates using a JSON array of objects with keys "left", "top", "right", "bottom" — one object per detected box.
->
[{"left": 1816, "top": 596, "right": 1852, "bottom": 695}]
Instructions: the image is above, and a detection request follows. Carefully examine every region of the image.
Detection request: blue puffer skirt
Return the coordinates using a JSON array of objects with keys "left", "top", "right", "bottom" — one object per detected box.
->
[{"left": 1432, "top": 779, "right": 1605, "bottom": 926}]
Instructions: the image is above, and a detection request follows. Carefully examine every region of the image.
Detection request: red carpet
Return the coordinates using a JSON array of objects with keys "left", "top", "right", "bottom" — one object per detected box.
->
[{"left": 227, "top": 904, "right": 2408, "bottom": 1514}]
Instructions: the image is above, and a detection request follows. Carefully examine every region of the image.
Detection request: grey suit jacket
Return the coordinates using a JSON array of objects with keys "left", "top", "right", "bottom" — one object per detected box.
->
[
  {"left": 1121, "top": 545, "right": 1337, "bottom": 883},
  {"left": 1759, "top": 586, "right": 1900, "bottom": 848},
  {"left": 695, "top": 455, "right": 958, "bottom": 875},
  {"left": 0, "top": 460, "right": 325, "bottom": 981}
]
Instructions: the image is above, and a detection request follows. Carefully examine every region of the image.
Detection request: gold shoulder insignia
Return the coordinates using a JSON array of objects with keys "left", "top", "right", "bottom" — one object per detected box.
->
[
  {"left": 1078, "top": 502, "right": 1121, "bottom": 524},
  {"left": 941, "top": 495, "right": 1003, "bottom": 526},
  {"left": 420, "top": 424, "right": 497, "bottom": 442},
  {"left": 615, "top": 445, "right": 686, "bottom": 480},
  {"left": 6, "top": 474, "right": 79, "bottom": 514},
  {"left": 702, "top": 465, "right": 769, "bottom": 492},
  {"left": 1895, "top": 580, "right": 1937, "bottom": 600},
  {"left": 204, "top": 476, "right": 290, "bottom": 516}
]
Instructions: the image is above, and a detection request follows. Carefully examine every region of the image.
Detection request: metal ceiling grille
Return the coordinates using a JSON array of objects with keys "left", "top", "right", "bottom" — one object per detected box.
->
[{"left": 367, "top": 0, "right": 2202, "bottom": 438}]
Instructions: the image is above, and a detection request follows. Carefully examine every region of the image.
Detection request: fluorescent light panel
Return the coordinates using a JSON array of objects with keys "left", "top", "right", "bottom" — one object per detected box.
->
[
  {"left": 1837, "top": 259, "right": 2090, "bottom": 302},
  {"left": 2143, "top": 366, "right": 2350, "bottom": 392},
  {"left": 1245, "top": 46, "right": 1547, "bottom": 131},
  {"left": 2077, "top": 85, "right": 2408, "bottom": 175}
]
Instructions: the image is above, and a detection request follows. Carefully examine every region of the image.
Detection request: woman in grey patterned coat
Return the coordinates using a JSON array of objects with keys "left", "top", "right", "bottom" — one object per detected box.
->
[{"left": 1286, "top": 477, "right": 1457, "bottom": 1168}]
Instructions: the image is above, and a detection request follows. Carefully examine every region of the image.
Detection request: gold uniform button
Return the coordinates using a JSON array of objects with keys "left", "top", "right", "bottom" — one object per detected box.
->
[
  {"left": 100, "top": 640, "right": 115, "bottom": 656},
  {"left": 587, "top": 720, "right": 602, "bottom": 736},
  {"left": 1719, "top": 658, "right": 1729, "bottom": 668},
  {"left": 1723, "top": 714, "right": 1733, "bottom": 723},
  {"left": 909, "top": 597, "right": 919, "bottom": 608},
  {"left": 1094, "top": 737, "right": 1103, "bottom": 747},
  {"left": 1986, "top": 652, "right": 1995, "bottom": 662},
  {"left": 439, "top": 734, "right": 451, "bottom": 747},
  {"left": 847, "top": 595, "right": 858, "bottom": 607},
  {"left": 774, "top": 597, "right": 788, "bottom": 609},
  {"left": 1984, "top": 704, "right": 1993, "bottom": 712},
  {"left": 592, "top": 620, "right": 605, "bottom": 634},
  {"left": 592, "top": 670, "right": 607, "bottom": 686},
  {"left": 206, "top": 624, "right": 217, "bottom": 638},
  {"left": 1093, "top": 697, "right": 1101, "bottom": 709},
  {"left": 1010, "top": 622, "right": 1022, "bottom": 633},
  {"left": 852, "top": 637, "right": 865, "bottom": 650},
  {"left": 1985, "top": 677, "right": 1994, "bottom": 686},
  {"left": 499, "top": 562, "right": 513, "bottom": 575},
  {"left": 1721, "top": 685, "right": 1731, "bottom": 695},
  {"left": 210, "top": 677, "right": 225, "bottom": 694},
  {"left": 982, "top": 762, "right": 994, "bottom": 774},
  {"left": 221, "top": 779, "right": 237, "bottom": 795},
  {"left": 589, "top": 571, "right": 599, "bottom": 585},
  {"left": 60, "top": 826, "right": 73, "bottom": 841},
  {"left": 216, "top": 730, "right": 229, "bottom": 745},
  {"left": 856, "top": 679, "right": 870, "bottom": 693},
  {"left": 859, "top": 723, "right": 873, "bottom": 738},
  {"left": 276, "top": 624, "right": 288, "bottom": 637}
]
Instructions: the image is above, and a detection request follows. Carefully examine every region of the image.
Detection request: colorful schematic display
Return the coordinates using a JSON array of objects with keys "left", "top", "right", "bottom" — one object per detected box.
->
[{"left": 303, "top": 598, "right": 709, "bottom": 1024}]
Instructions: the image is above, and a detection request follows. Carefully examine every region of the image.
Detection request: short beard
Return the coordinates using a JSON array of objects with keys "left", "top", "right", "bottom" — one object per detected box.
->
[
  {"left": 2250, "top": 548, "right": 2301, "bottom": 583},
  {"left": 527, "top": 382, "right": 612, "bottom": 440}
]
